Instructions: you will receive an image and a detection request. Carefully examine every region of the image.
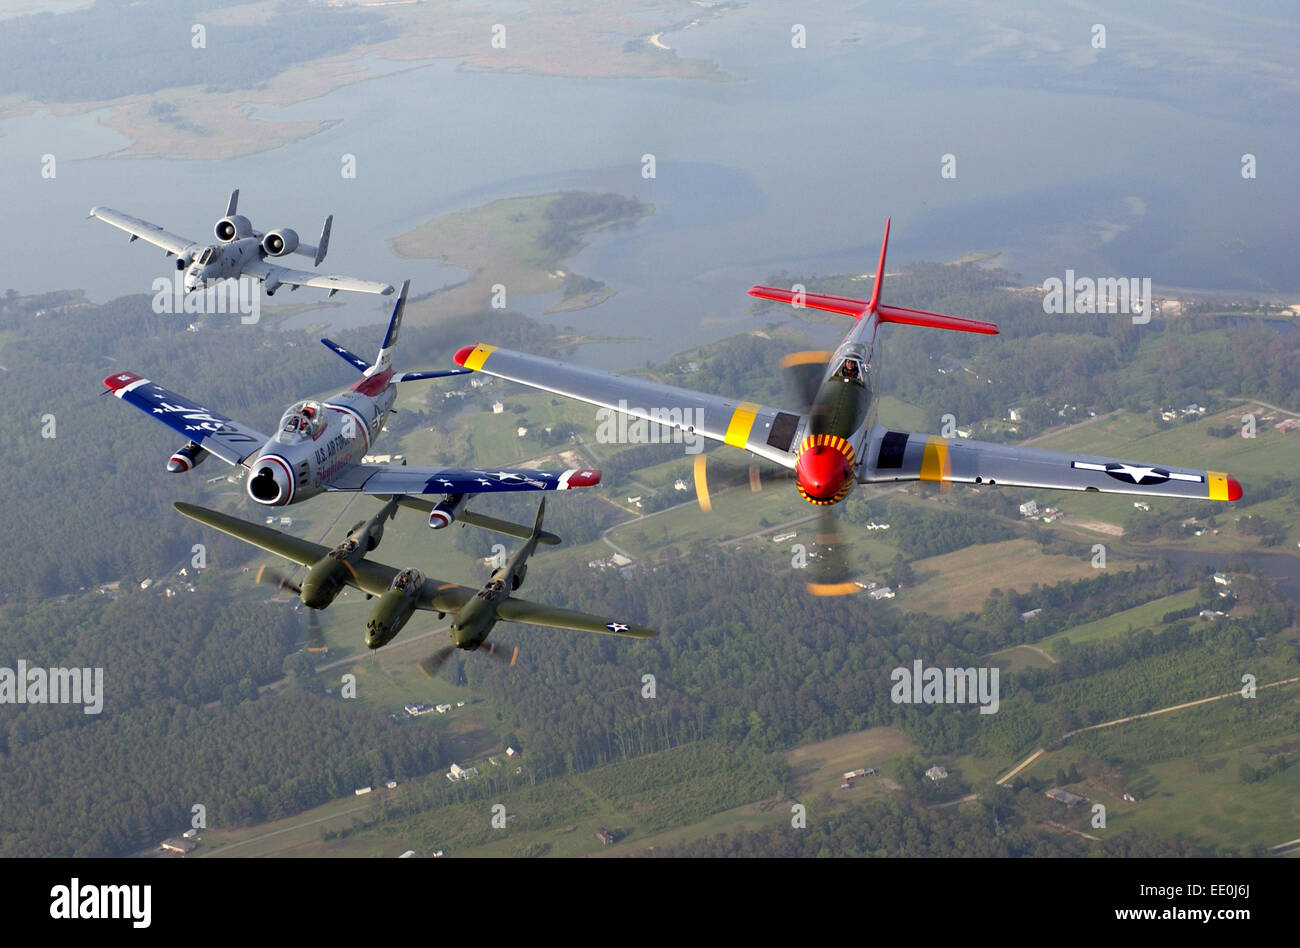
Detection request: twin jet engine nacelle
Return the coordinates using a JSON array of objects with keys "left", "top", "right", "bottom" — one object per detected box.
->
[
  {"left": 214, "top": 214, "right": 253, "bottom": 242},
  {"left": 262, "top": 228, "right": 299, "bottom": 257}
]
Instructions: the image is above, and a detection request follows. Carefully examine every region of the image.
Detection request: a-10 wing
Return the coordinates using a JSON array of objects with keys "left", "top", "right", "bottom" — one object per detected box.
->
[
  {"left": 494, "top": 599, "right": 657, "bottom": 638},
  {"left": 858, "top": 425, "right": 1243, "bottom": 501},
  {"left": 453, "top": 344, "right": 802, "bottom": 468},
  {"left": 243, "top": 258, "right": 394, "bottom": 296},
  {"left": 89, "top": 206, "right": 199, "bottom": 258}
]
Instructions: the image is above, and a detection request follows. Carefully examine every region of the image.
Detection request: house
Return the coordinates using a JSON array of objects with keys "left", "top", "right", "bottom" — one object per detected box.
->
[
  {"left": 843, "top": 769, "right": 867, "bottom": 780},
  {"left": 1045, "top": 787, "right": 1088, "bottom": 807},
  {"left": 1007, "top": 408, "right": 1021, "bottom": 422},
  {"left": 1019, "top": 500, "right": 1039, "bottom": 518},
  {"left": 674, "top": 479, "right": 689, "bottom": 491},
  {"left": 1020, "top": 608, "right": 1042, "bottom": 622},
  {"left": 925, "top": 765, "right": 948, "bottom": 783},
  {"left": 455, "top": 701, "right": 465, "bottom": 708},
  {"left": 140, "top": 578, "right": 153, "bottom": 590},
  {"left": 386, "top": 780, "right": 398, "bottom": 790},
  {"left": 355, "top": 787, "right": 372, "bottom": 796},
  {"left": 160, "top": 838, "right": 196, "bottom": 855},
  {"left": 279, "top": 516, "right": 293, "bottom": 528},
  {"left": 492, "top": 401, "right": 504, "bottom": 414},
  {"left": 868, "top": 586, "right": 895, "bottom": 600},
  {"left": 404, "top": 703, "right": 434, "bottom": 716},
  {"left": 595, "top": 827, "right": 615, "bottom": 846},
  {"left": 447, "top": 763, "right": 479, "bottom": 782},
  {"left": 1213, "top": 572, "right": 1232, "bottom": 586},
  {"left": 1133, "top": 501, "right": 1151, "bottom": 511},
  {"left": 505, "top": 746, "right": 519, "bottom": 758},
  {"left": 1122, "top": 792, "right": 1137, "bottom": 803},
  {"left": 435, "top": 703, "right": 453, "bottom": 714},
  {"left": 516, "top": 426, "right": 528, "bottom": 438},
  {"left": 182, "top": 828, "right": 199, "bottom": 839},
  {"left": 772, "top": 532, "right": 797, "bottom": 543}
]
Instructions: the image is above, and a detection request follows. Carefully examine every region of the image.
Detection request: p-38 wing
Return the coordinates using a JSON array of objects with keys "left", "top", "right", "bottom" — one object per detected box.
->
[
  {"left": 105, "top": 371, "right": 601, "bottom": 495},
  {"left": 174, "top": 501, "right": 477, "bottom": 607},
  {"left": 175, "top": 502, "right": 657, "bottom": 636},
  {"left": 453, "top": 344, "right": 802, "bottom": 468},
  {"left": 857, "top": 425, "right": 1242, "bottom": 501}
]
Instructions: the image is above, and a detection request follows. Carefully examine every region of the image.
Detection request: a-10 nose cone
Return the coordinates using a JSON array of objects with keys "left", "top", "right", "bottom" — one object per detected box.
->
[{"left": 795, "top": 442, "right": 854, "bottom": 504}]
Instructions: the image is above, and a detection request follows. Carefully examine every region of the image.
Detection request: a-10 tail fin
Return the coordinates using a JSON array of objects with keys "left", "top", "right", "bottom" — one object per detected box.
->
[{"left": 748, "top": 218, "right": 999, "bottom": 335}]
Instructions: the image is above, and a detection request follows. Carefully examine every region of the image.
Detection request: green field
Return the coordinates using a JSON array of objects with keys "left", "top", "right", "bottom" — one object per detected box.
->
[{"left": 1037, "top": 589, "right": 1200, "bottom": 658}]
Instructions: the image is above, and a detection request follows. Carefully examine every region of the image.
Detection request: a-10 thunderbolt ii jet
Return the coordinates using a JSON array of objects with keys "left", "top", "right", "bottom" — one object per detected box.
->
[
  {"left": 450, "top": 219, "right": 1242, "bottom": 594},
  {"left": 89, "top": 188, "right": 394, "bottom": 297},
  {"left": 175, "top": 497, "right": 655, "bottom": 674},
  {"left": 104, "top": 281, "right": 602, "bottom": 520}
]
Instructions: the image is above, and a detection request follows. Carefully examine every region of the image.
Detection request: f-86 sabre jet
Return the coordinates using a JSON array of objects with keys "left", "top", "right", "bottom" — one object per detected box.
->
[
  {"left": 175, "top": 498, "right": 655, "bottom": 674},
  {"left": 89, "top": 188, "right": 394, "bottom": 297},
  {"left": 451, "top": 219, "right": 1242, "bottom": 593},
  {"left": 104, "top": 281, "right": 601, "bottom": 522}
]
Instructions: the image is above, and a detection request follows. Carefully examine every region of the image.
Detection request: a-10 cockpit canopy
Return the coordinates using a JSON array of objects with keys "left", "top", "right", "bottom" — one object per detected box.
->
[
  {"left": 197, "top": 245, "right": 223, "bottom": 265},
  {"left": 276, "top": 400, "right": 325, "bottom": 443}
]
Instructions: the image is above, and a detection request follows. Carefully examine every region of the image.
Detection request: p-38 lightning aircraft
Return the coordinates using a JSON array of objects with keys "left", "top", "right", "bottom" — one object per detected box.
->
[
  {"left": 175, "top": 498, "right": 655, "bottom": 675},
  {"left": 451, "top": 220, "right": 1242, "bottom": 593},
  {"left": 89, "top": 188, "right": 394, "bottom": 297},
  {"left": 105, "top": 281, "right": 601, "bottom": 520}
]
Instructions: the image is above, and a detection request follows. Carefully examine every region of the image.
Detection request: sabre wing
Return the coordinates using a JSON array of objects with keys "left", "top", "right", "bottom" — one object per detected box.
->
[
  {"left": 325, "top": 463, "right": 601, "bottom": 496},
  {"left": 103, "top": 371, "right": 269, "bottom": 466}
]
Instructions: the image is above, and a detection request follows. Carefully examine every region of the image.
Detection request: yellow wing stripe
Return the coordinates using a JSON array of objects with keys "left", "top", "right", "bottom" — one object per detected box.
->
[
  {"left": 723, "top": 401, "right": 762, "bottom": 448},
  {"left": 1207, "top": 471, "right": 1231, "bottom": 502},
  {"left": 919, "top": 436, "right": 950, "bottom": 483},
  {"left": 463, "top": 344, "right": 497, "bottom": 372}
]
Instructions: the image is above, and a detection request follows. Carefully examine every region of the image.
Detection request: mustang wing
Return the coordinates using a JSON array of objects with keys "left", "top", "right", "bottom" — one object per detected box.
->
[
  {"left": 244, "top": 258, "right": 394, "bottom": 296},
  {"left": 325, "top": 463, "right": 601, "bottom": 496},
  {"left": 454, "top": 344, "right": 802, "bottom": 469},
  {"left": 859, "top": 425, "right": 1243, "bottom": 501},
  {"left": 89, "top": 206, "right": 199, "bottom": 257},
  {"left": 494, "top": 598, "right": 657, "bottom": 638},
  {"left": 104, "top": 372, "right": 269, "bottom": 466}
]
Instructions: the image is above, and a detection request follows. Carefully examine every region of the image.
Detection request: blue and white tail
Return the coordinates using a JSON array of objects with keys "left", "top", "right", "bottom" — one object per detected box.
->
[{"left": 320, "top": 279, "right": 470, "bottom": 384}]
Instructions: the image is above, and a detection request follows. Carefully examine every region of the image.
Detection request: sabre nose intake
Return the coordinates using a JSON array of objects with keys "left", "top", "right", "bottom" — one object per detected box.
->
[{"left": 247, "top": 456, "right": 293, "bottom": 506}]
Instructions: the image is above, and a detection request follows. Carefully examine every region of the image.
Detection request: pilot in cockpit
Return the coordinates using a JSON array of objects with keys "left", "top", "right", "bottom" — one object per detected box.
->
[{"left": 840, "top": 359, "right": 861, "bottom": 381}]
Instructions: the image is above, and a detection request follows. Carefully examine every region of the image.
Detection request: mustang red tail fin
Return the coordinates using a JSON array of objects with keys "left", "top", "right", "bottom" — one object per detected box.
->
[{"left": 747, "top": 218, "right": 998, "bottom": 335}]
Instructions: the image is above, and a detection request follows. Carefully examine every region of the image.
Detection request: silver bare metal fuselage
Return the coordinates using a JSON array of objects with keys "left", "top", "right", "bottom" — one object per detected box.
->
[{"left": 244, "top": 382, "right": 394, "bottom": 507}]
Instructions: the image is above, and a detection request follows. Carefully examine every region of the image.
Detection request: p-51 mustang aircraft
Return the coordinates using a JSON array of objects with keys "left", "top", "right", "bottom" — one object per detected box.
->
[
  {"left": 89, "top": 188, "right": 394, "bottom": 297},
  {"left": 105, "top": 281, "right": 601, "bottom": 520},
  {"left": 451, "top": 219, "right": 1242, "bottom": 592},
  {"left": 175, "top": 498, "right": 655, "bottom": 675}
]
